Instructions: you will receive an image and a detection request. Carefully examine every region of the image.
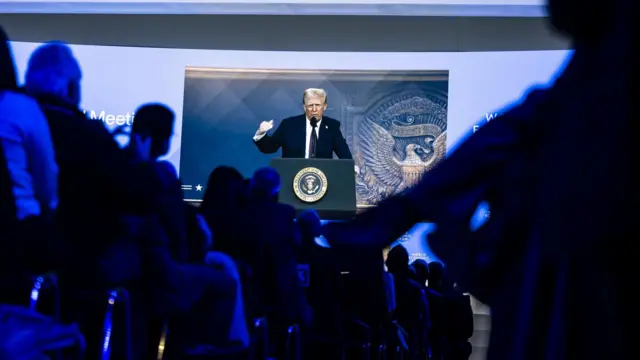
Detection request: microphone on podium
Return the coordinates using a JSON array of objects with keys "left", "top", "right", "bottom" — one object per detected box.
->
[{"left": 310, "top": 116, "right": 318, "bottom": 127}]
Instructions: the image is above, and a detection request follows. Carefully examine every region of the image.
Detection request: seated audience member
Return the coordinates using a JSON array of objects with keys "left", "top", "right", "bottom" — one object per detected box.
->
[
  {"left": 132, "top": 216, "right": 239, "bottom": 359},
  {"left": 0, "top": 27, "right": 59, "bottom": 280},
  {"left": 126, "top": 109, "right": 244, "bottom": 353},
  {"left": 244, "top": 167, "right": 312, "bottom": 354},
  {"left": 296, "top": 209, "right": 342, "bottom": 342},
  {"left": 429, "top": 262, "right": 473, "bottom": 360},
  {"left": 412, "top": 259, "right": 447, "bottom": 360},
  {"left": 203, "top": 250, "right": 249, "bottom": 348},
  {"left": 246, "top": 167, "right": 310, "bottom": 320},
  {"left": 23, "top": 41, "right": 163, "bottom": 285},
  {"left": 127, "top": 103, "right": 188, "bottom": 262},
  {"left": 184, "top": 203, "right": 212, "bottom": 263},
  {"left": 386, "top": 246, "right": 430, "bottom": 360},
  {"left": 200, "top": 166, "right": 247, "bottom": 260},
  {"left": 247, "top": 166, "right": 280, "bottom": 203},
  {"left": 411, "top": 260, "right": 428, "bottom": 287},
  {"left": 334, "top": 244, "right": 389, "bottom": 345}
]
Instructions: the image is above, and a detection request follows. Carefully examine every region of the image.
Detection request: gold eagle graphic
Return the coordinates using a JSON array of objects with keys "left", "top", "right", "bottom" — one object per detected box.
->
[{"left": 359, "top": 120, "right": 446, "bottom": 192}]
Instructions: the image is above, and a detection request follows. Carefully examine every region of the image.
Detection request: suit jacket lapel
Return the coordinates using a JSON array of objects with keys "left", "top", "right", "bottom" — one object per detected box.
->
[
  {"left": 298, "top": 115, "right": 307, "bottom": 158},
  {"left": 317, "top": 120, "right": 330, "bottom": 156}
]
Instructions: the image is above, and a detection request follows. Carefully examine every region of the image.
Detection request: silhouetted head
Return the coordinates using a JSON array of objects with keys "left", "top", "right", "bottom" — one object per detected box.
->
[
  {"left": 249, "top": 167, "right": 281, "bottom": 203},
  {"left": 201, "top": 166, "right": 246, "bottom": 212},
  {"left": 411, "top": 259, "right": 429, "bottom": 284},
  {"left": 25, "top": 41, "right": 82, "bottom": 106},
  {"left": 131, "top": 103, "right": 175, "bottom": 159},
  {"left": 0, "top": 26, "right": 18, "bottom": 92},
  {"left": 546, "top": 0, "right": 622, "bottom": 45},
  {"left": 386, "top": 245, "right": 410, "bottom": 276}
]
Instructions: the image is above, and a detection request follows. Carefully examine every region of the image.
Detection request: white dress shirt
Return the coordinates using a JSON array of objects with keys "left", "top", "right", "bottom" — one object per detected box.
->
[
  {"left": 304, "top": 117, "right": 321, "bottom": 159},
  {"left": 253, "top": 117, "right": 321, "bottom": 159}
]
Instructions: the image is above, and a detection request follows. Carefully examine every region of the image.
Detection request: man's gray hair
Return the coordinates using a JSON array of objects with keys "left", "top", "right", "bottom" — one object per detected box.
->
[
  {"left": 302, "top": 88, "right": 327, "bottom": 104},
  {"left": 25, "top": 41, "right": 81, "bottom": 100}
]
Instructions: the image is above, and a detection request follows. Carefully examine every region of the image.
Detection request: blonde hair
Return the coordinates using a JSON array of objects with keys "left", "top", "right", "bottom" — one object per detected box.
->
[
  {"left": 302, "top": 88, "right": 327, "bottom": 104},
  {"left": 25, "top": 42, "right": 82, "bottom": 100}
]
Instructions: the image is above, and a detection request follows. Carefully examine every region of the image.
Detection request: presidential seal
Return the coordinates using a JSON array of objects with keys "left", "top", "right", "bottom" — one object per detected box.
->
[
  {"left": 354, "top": 90, "right": 448, "bottom": 205},
  {"left": 293, "top": 167, "right": 328, "bottom": 203}
]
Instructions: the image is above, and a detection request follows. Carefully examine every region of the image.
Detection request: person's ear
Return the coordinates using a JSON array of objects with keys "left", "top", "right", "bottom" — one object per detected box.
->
[
  {"left": 158, "top": 139, "right": 170, "bottom": 157},
  {"left": 132, "top": 133, "right": 152, "bottom": 161}
]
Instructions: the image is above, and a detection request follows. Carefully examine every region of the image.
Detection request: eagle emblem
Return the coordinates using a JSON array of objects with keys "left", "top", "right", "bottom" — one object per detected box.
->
[
  {"left": 356, "top": 95, "right": 447, "bottom": 200},
  {"left": 293, "top": 167, "right": 328, "bottom": 203}
]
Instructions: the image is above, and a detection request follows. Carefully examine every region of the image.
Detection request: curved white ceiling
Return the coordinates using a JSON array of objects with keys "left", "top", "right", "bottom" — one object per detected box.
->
[{"left": 0, "top": 0, "right": 547, "bottom": 16}]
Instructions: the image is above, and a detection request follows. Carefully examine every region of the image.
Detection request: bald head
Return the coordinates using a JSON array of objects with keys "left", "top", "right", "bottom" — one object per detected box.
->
[
  {"left": 25, "top": 42, "right": 82, "bottom": 105},
  {"left": 249, "top": 167, "right": 281, "bottom": 202}
]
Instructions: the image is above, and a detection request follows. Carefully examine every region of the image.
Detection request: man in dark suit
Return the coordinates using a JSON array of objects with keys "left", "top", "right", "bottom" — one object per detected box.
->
[{"left": 253, "top": 88, "right": 353, "bottom": 159}]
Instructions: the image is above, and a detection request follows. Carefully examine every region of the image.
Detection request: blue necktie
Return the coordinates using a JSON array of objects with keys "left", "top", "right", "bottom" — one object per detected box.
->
[{"left": 309, "top": 118, "right": 318, "bottom": 158}]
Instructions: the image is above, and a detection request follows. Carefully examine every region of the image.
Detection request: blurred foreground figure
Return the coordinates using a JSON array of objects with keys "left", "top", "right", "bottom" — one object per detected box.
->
[{"left": 324, "top": 1, "right": 635, "bottom": 359}]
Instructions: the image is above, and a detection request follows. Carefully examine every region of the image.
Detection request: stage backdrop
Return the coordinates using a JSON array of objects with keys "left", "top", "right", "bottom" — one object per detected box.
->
[{"left": 181, "top": 68, "right": 448, "bottom": 206}]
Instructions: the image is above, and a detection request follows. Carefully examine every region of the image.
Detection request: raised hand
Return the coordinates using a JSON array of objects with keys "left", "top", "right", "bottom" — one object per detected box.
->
[{"left": 257, "top": 120, "right": 274, "bottom": 135}]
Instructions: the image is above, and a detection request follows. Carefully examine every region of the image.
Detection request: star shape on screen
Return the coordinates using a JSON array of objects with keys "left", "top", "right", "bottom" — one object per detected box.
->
[{"left": 195, "top": 184, "right": 203, "bottom": 191}]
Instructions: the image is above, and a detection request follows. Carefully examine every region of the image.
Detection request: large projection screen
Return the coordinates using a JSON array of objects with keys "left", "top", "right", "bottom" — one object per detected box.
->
[{"left": 9, "top": 42, "right": 569, "bottom": 203}]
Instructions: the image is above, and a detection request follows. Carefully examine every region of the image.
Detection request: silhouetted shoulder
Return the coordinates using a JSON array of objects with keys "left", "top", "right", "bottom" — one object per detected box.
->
[
  {"left": 83, "top": 117, "right": 112, "bottom": 135},
  {"left": 426, "top": 288, "right": 445, "bottom": 299},
  {"left": 0, "top": 91, "right": 54, "bottom": 145},
  {"left": 0, "top": 91, "right": 44, "bottom": 121},
  {"left": 408, "top": 279, "right": 424, "bottom": 291},
  {"left": 506, "top": 88, "right": 550, "bottom": 139},
  {"left": 508, "top": 88, "right": 548, "bottom": 116},
  {"left": 274, "top": 202, "right": 296, "bottom": 219},
  {"left": 63, "top": 110, "right": 118, "bottom": 146},
  {"left": 496, "top": 88, "right": 549, "bottom": 128},
  {"left": 1, "top": 90, "right": 38, "bottom": 107},
  {"left": 155, "top": 160, "right": 179, "bottom": 180}
]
